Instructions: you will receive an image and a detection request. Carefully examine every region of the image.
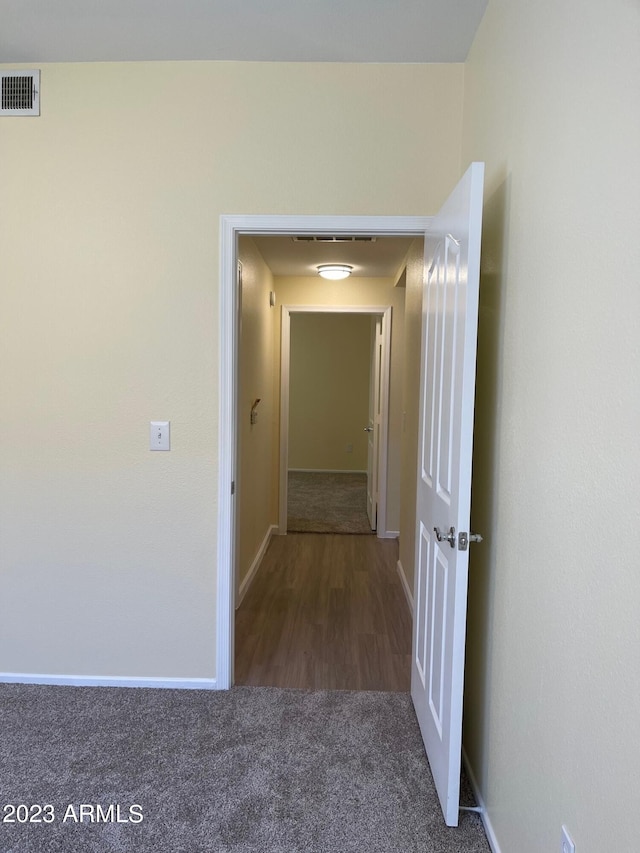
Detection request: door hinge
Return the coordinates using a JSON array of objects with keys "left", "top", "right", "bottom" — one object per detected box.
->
[{"left": 231, "top": 480, "right": 235, "bottom": 495}]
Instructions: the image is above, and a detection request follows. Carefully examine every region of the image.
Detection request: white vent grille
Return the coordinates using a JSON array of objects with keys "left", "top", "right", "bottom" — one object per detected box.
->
[
  {"left": 1, "top": 70, "right": 40, "bottom": 116},
  {"left": 292, "top": 235, "right": 377, "bottom": 243}
]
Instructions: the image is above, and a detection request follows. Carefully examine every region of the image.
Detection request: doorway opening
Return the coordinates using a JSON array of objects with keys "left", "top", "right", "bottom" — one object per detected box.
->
[
  {"left": 216, "top": 215, "right": 430, "bottom": 690},
  {"left": 279, "top": 306, "right": 392, "bottom": 537}
]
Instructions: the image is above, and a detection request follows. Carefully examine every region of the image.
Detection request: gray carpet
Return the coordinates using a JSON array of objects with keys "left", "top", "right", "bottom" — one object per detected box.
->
[
  {"left": 287, "top": 472, "right": 373, "bottom": 534},
  {"left": 0, "top": 684, "right": 489, "bottom": 852}
]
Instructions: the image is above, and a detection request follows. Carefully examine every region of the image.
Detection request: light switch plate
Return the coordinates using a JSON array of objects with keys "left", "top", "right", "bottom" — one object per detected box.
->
[{"left": 150, "top": 421, "right": 170, "bottom": 451}]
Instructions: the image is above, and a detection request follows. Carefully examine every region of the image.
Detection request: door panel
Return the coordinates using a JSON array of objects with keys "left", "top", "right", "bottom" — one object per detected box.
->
[{"left": 411, "top": 162, "right": 484, "bottom": 827}]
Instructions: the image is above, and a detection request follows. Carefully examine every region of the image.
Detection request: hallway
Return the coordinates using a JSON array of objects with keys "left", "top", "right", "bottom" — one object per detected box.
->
[{"left": 235, "top": 533, "right": 412, "bottom": 691}]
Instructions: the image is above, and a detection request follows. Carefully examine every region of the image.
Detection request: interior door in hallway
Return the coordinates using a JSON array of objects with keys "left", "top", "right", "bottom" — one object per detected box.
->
[
  {"left": 411, "top": 162, "right": 484, "bottom": 827},
  {"left": 366, "top": 315, "right": 383, "bottom": 531}
]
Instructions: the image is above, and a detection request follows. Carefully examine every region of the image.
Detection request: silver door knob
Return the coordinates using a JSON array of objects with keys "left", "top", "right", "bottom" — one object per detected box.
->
[
  {"left": 363, "top": 426, "right": 373, "bottom": 432},
  {"left": 434, "top": 526, "right": 456, "bottom": 548}
]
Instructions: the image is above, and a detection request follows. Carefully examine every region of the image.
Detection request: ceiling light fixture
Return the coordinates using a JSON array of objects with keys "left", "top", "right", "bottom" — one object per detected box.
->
[{"left": 317, "top": 264, "right": 353, "bottom": 280}]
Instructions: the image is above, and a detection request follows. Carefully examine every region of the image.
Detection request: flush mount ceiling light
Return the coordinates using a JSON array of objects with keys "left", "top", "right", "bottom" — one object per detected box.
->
[{"left": 316, "top": 264, "right": 353, "bottom": 280}]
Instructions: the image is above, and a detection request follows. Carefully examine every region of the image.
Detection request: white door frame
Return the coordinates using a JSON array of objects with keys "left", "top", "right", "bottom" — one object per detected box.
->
[
  {"left": 366, "top": 314, "right": 383, "bottom": 532},
  {"left": 279, "top": 304, "right": 392, "bottom": 537},
  {"left": 216, "top": 214, "right": 431, "bottom": 689}
]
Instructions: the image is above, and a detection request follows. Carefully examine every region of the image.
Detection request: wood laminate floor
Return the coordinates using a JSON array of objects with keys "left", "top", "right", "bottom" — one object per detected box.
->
[{"left": 235, "top": 533, "right": 412, "bottom": 691}]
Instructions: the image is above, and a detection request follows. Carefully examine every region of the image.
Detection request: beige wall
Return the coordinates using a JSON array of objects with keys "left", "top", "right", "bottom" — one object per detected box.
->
[
  {"left": 236, "top": 237, "right": 279, "bottom": 592},
  {"left": 289, "top": 313, "right": 371, "bottom": 472},
  {"left": 0, "top": 61, "right": 464, "bottom": 677},
  {"left": 275, "top": 276, "right": 406, "bottom": 533},
  {"left": 462, "top": 1, "right": 640, "bottom": 850},
  {"left": 397, "top": 239, "right": 425, "bottom": 597}
]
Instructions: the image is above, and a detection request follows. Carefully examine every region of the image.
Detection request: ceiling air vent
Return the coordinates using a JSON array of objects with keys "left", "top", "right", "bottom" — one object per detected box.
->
[
  {"left": 292, "top": 236, "right": 377, "bottom": 243},
  {"left": 1, "top": 70, "right": 40, "bottom": 116}
]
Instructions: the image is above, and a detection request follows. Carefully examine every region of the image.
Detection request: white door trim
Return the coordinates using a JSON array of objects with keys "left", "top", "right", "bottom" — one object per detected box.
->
[
  {"left": 217, "top": 214, "right": 431, "bottom": 689},
  {"left": 279, "top": 304, "right": 392, "bottom": 537}
]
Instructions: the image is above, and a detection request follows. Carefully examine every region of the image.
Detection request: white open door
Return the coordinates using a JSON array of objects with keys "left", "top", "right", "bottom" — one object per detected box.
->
[
  {"left": 411, "top": 162, "right": 484, "bottom": 826},
  {"left": 366, "top": 315, "right": 383, "bottom": 531}
]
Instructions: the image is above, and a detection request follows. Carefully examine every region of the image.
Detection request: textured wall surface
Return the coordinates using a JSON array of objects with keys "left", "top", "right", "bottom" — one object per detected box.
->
[
  {"left": 289, "top": 313, "right": 371, "bottom": 472},
  {"left": 462, "top": 0, "right": 640, "bottom": 850},
  {"left": 0, "top": 61, "right": 463, "bottom": 677},
  {"left": 397, "top": 239, "right": 424, "bottom": 598},
  {"left": 236, "top": 238, "right": 279, "bottom": 592}
]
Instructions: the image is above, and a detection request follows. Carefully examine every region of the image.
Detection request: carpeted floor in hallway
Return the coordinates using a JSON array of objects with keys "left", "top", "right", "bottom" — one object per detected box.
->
[{"left": 287, "top": 471, "right": 373, "bottom": 534}]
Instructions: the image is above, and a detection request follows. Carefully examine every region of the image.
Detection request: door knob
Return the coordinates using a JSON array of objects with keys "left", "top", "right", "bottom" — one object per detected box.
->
[
  {"left": 434, "top": 526, "right": 456, "bottom": 548},
  {"left": 363, "top": 426, "right": 373, "bottom": 432}
]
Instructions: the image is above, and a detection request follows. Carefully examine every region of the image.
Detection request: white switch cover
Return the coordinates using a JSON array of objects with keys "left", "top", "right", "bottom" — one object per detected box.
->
[{"left": 150, "top": 421, "right": 170, "bottom": 451}]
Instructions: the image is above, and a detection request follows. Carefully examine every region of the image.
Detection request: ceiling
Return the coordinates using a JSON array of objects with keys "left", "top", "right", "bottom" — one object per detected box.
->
[
  {"left": 0, "top": 0, "right": 488, "bottom": 64},
  {"left": 252, "top": 235, "right": 416, "bottom": 279}
]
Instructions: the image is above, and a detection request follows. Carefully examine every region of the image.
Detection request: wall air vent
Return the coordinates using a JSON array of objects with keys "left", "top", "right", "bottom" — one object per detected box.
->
[
  {"left": 1, "top": 70, "right": 40, "bottom": 116},
  {"left": 292, "top": 235, "right": 377, "bottom": 243}
]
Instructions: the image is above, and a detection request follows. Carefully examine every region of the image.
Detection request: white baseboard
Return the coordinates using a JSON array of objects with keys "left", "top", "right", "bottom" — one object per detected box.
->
[
  {"left": 0, "top": 673, "right": 217, "bottom": 690},
  {"left": 378, "top": 529, "right": 399, "bottom": 540},
  {"left": 462, "top": 747, "right": 502, "bottom": 853},
  {"left": 396, "top": 559, "right": 414, "bottom": 616},
  {"left": 236, "top": 523, "right": 277, "bottom": 608},
  {"left": 288, "top": 468, "right": 367, "bottom": 474}
]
